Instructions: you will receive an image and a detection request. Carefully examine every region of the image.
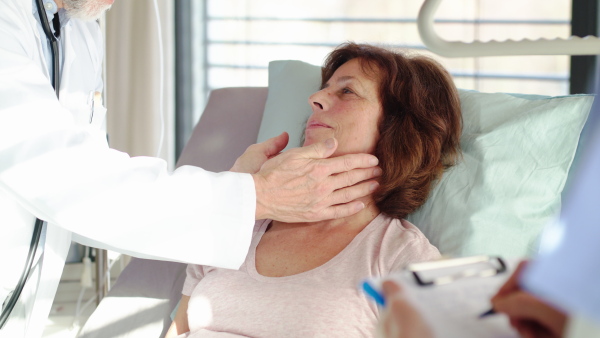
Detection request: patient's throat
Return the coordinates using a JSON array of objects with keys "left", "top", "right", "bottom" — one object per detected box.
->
[{"left": 254, "top": 215, "right": 374, "bottom": 278}]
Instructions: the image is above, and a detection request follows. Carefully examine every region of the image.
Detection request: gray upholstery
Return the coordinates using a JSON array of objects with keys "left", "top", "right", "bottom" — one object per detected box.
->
[
  {"left": 79, "top": 87, "right": 268, "bottom": 338},
  {"left": 78, "top": 259, "right": 188, "bottom": 338},
  {"left": 177, "top": 87, "right": 269, "bottom": 171}
]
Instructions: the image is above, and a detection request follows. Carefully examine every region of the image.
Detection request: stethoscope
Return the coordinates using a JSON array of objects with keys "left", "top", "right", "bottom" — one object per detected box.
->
[{"left": 0, "top": 0, "right": 60, "bottom": 329}]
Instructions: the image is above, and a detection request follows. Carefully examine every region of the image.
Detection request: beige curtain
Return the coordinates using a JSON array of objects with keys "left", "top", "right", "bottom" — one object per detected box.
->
[
  {"left": 104, "top": 0, "right": 175, "bottom": 169},
  {"left": 95, "top": 0, "right": 175, "bottom": 292}
]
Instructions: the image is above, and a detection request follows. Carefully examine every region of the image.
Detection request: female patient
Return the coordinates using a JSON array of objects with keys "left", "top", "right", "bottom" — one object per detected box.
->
[{"left": 167, "top": 42, "right": 462, "bottom": 337}]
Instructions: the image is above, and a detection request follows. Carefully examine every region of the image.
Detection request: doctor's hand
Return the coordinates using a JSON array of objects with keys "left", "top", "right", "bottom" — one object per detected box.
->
[
  {"left": 231, "top": 132, "right": 290, "bottom": 174},
  {"left": 491, "top": 261, "right": 567, "bottom": 338},
  {"left": 377, "top": 281, "right": 433, "bottom": 338},
  {"left": 252, "top": 137, "right": 380, "bottom": 222}
]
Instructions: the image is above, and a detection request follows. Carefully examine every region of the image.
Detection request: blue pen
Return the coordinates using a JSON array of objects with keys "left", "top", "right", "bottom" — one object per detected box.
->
[
  {"left": 362, "top": 281, "right": 386, "bottom": 306},
  {"left": 479, "top": 308, "right": 496, "bottom": 318}
]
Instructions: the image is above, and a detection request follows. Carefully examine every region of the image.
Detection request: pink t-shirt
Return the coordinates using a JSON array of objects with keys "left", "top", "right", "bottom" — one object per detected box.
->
[{"left": 181, "top": 213, "right": 440, "bottom": 337}]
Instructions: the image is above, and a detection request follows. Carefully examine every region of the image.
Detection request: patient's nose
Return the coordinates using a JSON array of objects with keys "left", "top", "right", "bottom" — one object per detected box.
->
[{"left": 309, "top": 91, "right": 327, "bottom": 111}]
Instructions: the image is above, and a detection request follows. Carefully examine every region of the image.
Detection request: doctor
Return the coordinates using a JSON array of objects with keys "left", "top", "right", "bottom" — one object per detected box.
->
[{"left": 0, "top": 0, "right": 381, "bottom": 336}]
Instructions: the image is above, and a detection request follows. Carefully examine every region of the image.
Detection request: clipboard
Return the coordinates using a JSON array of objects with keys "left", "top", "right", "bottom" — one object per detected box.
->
[
  {"left": 362, "top": 256, "right": 519, "bottom": 338},
  {"left": 409, "top": 255, "right": 507, "bottom": 286}
]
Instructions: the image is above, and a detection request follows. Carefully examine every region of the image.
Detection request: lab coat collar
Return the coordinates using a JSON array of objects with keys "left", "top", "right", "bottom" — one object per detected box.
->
[{"left": 59, "top": 23, "right": 74, "bottom": 97}]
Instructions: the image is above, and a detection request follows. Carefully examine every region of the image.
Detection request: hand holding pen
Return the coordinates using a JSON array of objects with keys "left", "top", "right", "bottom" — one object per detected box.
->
[
  {"left": 478, "top": 260, "right": 529, "bottom": 318},
  {"left": 486, "top": 260, "right": 567, "bottom": 338}
]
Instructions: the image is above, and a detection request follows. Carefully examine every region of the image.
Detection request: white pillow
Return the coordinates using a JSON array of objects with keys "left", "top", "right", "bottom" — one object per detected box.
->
[
  {"left": 257, "top": 60, "right": 322, "bottom": 149},
  {"left": 258, "top": 60, "right": 593, "bottom": 258}
]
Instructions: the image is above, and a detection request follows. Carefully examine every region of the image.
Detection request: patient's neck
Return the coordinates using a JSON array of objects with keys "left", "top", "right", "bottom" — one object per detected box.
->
[
  {"left": 257, "top": 196, "right": 379, "bottom": 277},
  {"left": 270, "top": 195, "right": 380, "bottom": 234}
]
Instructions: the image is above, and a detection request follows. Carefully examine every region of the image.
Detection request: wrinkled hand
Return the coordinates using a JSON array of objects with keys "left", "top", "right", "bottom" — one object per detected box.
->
[
  {"left": 377, "top": 281, "right": 433, "bottom": 338},
  {"left": 231, "top": 132, "right": 289, "bottom": 174},
  {"left": 252, "top": 137, "right": 381, "bottom": 222},
  {"left": 491, "top": 261, "right": 567, "bottom": 338}
]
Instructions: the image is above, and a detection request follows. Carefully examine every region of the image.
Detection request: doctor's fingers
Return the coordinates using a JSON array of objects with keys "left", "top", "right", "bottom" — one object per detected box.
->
[
  {"left": 494, "top": 291, "right": 566, "bottom": 338},
  {"left": 329, "top": 166, "right": 382, "bottom": 191},
  {"left": 510, "top": 319, "right": 556, "bottom": 338},
  {"left": 260, "top": 132, "right": 289, "bottom": 158},
  {"left": 378, "top": 281, "right": 433, "bottom": 338},
  {"left": 382, "top": 280, "right": 402, "bottom": 298},
  {"left": 231, "top": 132, "right": 289, "bottom": 173},
  {"left": 317, "top": 201, "right": 367, "bottom": 222},
  {"left": 314, "top": 153, "right": 380, "bottom": 176},
  {"left": 327, "top": 179, "right": 380, "bottom": 208},
  {"left": 492, "top": 260, "right": 529, "bottom": 301},
  {"left": 305, "top": 181, "right": 378, "bottom": 221}
]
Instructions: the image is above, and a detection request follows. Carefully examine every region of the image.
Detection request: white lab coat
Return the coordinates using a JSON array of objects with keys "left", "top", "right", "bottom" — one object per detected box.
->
[{"left": 0, "top": 0, "right": 256, "bottom": 336}]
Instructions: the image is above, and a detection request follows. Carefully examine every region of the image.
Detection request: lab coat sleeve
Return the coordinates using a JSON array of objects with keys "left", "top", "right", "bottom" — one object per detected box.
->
[
  {"left": 0, "top": 6, "right": 256, "bottom": 269},
  {"left": 521, "top": 126, "right": 600, "bottom": 323}
]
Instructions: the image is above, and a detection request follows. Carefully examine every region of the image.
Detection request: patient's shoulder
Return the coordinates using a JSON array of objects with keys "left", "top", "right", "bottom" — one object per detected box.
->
[
  {"left": 376, "top": 215, "right": 441, "bottom": 271},
  {"left": 394, "top": 218, "right": 430, "bottom": 239},
  {"left": 376, "top": 214, "right": 430, "bottom": 241}
]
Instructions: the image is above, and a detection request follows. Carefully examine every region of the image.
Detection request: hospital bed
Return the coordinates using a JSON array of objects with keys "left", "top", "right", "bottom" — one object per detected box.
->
[
  {"left": 78, "top": 75, "right": 593, "bottom": 338},
  {"left": 78, "top": 1, "right": 597, "bottom": 336}
]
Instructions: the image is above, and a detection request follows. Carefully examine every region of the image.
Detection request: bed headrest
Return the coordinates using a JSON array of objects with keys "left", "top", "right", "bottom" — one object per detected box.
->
[{"left": 258, "top": 60, "right": 594, "bottom": 258}]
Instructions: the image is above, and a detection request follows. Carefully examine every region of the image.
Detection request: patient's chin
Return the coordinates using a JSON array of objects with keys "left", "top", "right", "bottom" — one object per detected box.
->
[
  {"left": 302, "top": 137, "right": 316, "bottom": 147},
  {"left": 303, "top": 138, "right": 351, "bottom": 159},
  {"left": 303, "top": 130, "right": 333, "bottom": 147},
  {"left": 302, "top": 139, "right": 314, "bottom": 147}
]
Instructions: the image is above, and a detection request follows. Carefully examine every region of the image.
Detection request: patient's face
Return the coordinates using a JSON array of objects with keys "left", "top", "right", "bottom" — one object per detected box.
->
[{"left": 304, "top": 58, "right": 383, "bottom": 156}]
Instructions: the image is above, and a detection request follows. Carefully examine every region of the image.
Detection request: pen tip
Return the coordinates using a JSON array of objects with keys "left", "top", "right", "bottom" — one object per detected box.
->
[{"left": 479, "top": 309, "right": 495, "bottom": 318}]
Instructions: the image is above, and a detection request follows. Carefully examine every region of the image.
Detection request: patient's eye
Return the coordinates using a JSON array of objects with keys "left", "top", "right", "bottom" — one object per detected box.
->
[{"left": 342, "top": 88, "right": 354, "bottom": 94}]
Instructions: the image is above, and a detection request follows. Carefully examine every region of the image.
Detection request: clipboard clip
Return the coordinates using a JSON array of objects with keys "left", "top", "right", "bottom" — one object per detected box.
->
[{"left": 408, "top": 256, "right": 507, "bottom": 286}]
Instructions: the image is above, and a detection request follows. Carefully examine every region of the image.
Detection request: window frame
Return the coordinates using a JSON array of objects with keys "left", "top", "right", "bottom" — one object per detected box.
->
[{"left": 174, "top": 0, "right": 597, "bottom": 162}]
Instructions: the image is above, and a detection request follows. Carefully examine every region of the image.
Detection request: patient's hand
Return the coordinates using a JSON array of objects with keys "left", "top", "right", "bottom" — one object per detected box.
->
[
  {"left": 231, "top": 132, "right": 290, "bottom": 174},
  {"left": 165, "top": 295, "right": 191, "bottom": 338},
  {"left": 252, "top": 137, "right": 381, "bottom": 222}
]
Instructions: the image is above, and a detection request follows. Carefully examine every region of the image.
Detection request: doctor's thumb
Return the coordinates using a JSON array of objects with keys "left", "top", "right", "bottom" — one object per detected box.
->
[
  {"left": 265, "top": 131, "right": 290, "bottom": 158},
  {"left": 263, "top": 132, "right": 289, "bottom": 158},
  {"left": 309, "top": 138, "right": 338, "bottom": 159}
]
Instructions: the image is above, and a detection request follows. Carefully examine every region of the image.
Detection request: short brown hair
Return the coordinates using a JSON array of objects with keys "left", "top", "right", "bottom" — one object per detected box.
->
[{"left": 322, "top": 42, "right": 462, "bottom": 219}]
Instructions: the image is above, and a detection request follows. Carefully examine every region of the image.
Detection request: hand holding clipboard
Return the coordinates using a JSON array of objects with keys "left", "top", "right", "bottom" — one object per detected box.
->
[{"left": 363, "top": 256, "right": 520, "bottom": 338}]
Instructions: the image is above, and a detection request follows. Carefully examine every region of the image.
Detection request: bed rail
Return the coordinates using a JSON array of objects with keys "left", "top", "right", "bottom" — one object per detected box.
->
[{"left": 417, "top": 0, "right": 600, "bottom": 57}]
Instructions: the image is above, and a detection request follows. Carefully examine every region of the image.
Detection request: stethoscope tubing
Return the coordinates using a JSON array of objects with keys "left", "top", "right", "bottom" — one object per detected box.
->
[
  {"left": 35, "top": 0, "right": 60, "bottom": 97},
  {"left": 0, "top": 219, "right": 45, "bottom": 329}
]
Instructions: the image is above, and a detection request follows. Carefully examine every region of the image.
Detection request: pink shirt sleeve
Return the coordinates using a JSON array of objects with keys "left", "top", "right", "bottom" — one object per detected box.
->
[{"left": 388, "top": 219, "right": 441, "bottom": 272}]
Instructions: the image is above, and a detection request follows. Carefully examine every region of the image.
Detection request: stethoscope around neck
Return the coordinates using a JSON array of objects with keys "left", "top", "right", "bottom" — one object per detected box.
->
[{"left": 0, "top": 0, "right": 60, "bottom": 329}]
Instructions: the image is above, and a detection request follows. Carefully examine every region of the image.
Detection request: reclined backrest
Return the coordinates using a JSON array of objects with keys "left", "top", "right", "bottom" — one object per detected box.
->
[{"left": 177, "top": 87, "right": 269, "bottom": 171}]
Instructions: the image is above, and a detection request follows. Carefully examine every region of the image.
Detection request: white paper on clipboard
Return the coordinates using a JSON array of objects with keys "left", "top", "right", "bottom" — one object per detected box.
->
[{"left": 364, "top": 256, "right": 520, "bottom": 338}]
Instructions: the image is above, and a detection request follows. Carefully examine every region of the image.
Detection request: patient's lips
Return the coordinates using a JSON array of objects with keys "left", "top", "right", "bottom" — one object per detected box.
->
[
  {"left": 304, "top": 119, "right": 334, "bottom": 146},
  {"left": 306, "top": 119, "right": 332, "bottom": 129}
]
